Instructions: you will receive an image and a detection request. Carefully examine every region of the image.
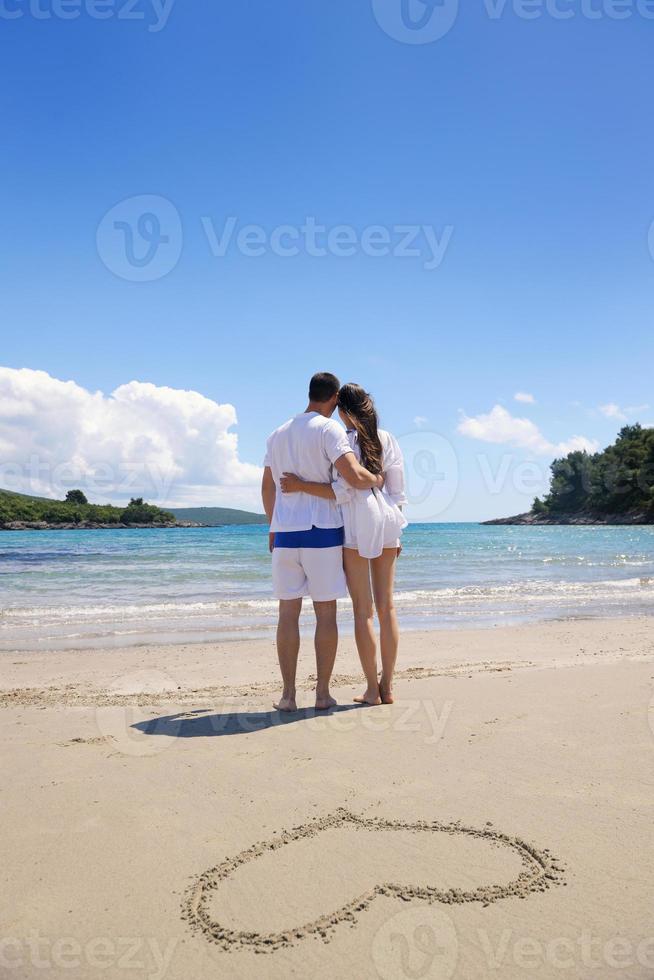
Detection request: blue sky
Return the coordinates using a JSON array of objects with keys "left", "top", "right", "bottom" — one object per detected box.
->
[{"left": 1, "top": 1, "right": 653, "bottom": 519}]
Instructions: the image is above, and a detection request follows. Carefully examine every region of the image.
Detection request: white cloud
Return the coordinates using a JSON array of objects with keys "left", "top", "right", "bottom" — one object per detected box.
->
[
  {"left": 413, "top": 416, "right": 428, "bottom": 429},
  {"left": 514, "top": 392, "right": 535, "bottom": 404},
  {"left": 598, "top": 402, "right": 649, "bottom": 423},
  {"left": 457, "top": 404, "right": 598, "bottom": 457},
  {"left": 599, "top": 402, "right": 627, "bottom": 422},
  {"left": 0, "top": 367, "right": 262, "bottom": 509}
]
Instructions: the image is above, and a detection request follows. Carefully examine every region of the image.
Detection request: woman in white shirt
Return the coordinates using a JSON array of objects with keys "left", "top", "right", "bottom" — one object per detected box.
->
[{"left": 280, "top": 383, "right": 407, "bottom": 706}]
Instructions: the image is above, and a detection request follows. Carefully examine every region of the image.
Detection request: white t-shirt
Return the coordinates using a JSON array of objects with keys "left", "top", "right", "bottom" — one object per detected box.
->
[{"left": 264, "top": 412, "right": 352, "bottom": 532}]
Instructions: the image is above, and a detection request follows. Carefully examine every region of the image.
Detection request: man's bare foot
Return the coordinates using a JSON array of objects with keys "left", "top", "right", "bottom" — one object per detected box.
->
[
  {"left": 315, "top": 694, "right": 337, "bottom": 711},
  {"left": 273, "top": 695, "right": 297, "bottom": 712},
  {"left": 354, "top": 686, "right": 382, "bottom": 706},
  {"left": 379, "top": 677, "right": 394, "bottom": 704}
]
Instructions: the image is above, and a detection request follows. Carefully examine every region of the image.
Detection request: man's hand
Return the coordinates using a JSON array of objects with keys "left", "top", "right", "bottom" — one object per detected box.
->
[
  {"left": 396, "top": 542, "right": 402, "bottom": 557},
  {"left": 269, "top": 532, "right": 275, "bottom": 553},
  {"left": 280, "top": 472, "right": 304, "bottom": 494}
]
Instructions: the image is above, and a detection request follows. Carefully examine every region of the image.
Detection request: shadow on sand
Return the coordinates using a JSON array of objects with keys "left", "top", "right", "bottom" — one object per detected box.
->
[{"left": 131, "top": 703, "right": 365, "bottom": 739}]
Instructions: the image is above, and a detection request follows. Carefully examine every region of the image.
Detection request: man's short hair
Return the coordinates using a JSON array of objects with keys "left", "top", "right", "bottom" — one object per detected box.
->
[{"left": 309, "top": 372, "right": 340, "bottom": 403}]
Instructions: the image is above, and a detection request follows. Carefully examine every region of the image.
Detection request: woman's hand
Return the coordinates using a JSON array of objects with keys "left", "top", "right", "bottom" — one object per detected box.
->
[{"left": 280, "top": 472, "right": 305, "bottom": 494}]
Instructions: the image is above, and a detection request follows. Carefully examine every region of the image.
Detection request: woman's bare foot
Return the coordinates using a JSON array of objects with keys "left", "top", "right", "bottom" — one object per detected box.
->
[
  {"left": 315, "top": 694, "right": 337, "bottom": 711},
  {"left": 379, "top": 677, "right": 394, "bottom": 704},
  {"left": 354, "top": 685, "right": 382, "bottom": 706},
  {"left": 273, "top": 695, "right": 297, "bottom": 712}
]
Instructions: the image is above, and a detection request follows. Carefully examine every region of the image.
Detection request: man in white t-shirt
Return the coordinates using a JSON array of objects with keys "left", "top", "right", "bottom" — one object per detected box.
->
[{"left": 261, "top": 372, "right": 383, "bottom": 712}]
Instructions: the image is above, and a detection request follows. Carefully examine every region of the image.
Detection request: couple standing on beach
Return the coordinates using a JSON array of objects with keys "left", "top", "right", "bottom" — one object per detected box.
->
[{"left": 261, "top": 372, "right": 407, "bottom": 711}]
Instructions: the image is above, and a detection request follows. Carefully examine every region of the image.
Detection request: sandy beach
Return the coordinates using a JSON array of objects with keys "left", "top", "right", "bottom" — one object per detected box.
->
[{"left": 1, "top": 617, "right": 653, "bottom": 979}]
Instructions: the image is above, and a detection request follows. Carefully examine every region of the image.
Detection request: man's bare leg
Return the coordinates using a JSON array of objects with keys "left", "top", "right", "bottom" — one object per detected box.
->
[
  {"left": 313, "top": 600, "right": 338, "bottom": 710},
  {"left": 274, "top": 598, "right": 302, "bottom": 711}
]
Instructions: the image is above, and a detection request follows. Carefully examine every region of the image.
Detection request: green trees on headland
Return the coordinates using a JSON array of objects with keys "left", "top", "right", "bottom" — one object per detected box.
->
[
  {"left": 65, "top": 489, "right": 88, "bottom": 505},
  {"left": 0, "top": 489, "right": 176, "bottom": 527},
  {"left": 533, "top": 424, "right": 654, "bottom": 518},
  {"left": 118, "top": 497, "right": 172, "bottom": 524}
]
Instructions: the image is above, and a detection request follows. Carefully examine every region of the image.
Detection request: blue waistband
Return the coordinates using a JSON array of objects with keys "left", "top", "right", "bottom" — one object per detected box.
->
[{"left": 274, "top": 525, "right": 344, "bottom": 549}]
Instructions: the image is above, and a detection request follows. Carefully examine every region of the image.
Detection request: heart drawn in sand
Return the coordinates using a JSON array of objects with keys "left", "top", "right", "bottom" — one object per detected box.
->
[{"left": 182, "top": 808, "right": 565, "bottom": 953}]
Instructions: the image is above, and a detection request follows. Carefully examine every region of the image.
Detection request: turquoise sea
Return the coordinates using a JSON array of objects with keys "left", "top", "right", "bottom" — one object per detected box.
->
[{"left": 1, "top": 523, "right": 653, "bottom": 651}]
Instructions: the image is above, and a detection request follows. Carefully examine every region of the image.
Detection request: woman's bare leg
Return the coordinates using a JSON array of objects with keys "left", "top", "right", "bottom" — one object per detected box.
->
[
  {"left": 343, "top": 548, "right": 381, "bottom": 705},
  {"left": 371, "top": 548, "right": 399, "bottom": 704}
]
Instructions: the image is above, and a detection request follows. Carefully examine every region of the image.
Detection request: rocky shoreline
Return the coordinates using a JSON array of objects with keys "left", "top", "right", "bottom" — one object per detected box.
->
[{"left": 483, "top": 510, "right": 653, "bottom": 526}]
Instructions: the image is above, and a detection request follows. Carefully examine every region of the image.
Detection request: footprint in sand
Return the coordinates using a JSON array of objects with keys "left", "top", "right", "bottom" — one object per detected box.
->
[
  {"left": 182, "top": 809, "right": 564, "bottom": 954},
  {"left": 59, "top": 735, "right": 114, "bottom": 747}
]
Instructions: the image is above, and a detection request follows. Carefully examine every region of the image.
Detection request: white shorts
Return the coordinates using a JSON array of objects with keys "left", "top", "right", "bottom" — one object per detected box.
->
[
  {"left": 343, "top": 529, "right": 401, "bottom": 552},
  {"left": 272, "top": 544, "right": 347, "bottom": 602},
  {"left": 340, "top": 497, "right": 405, "bottom": 556}
]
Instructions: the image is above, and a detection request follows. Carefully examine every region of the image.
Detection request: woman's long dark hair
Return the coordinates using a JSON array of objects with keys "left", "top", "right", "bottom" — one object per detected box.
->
[{"left": 338, "top": 383, "right": 383, "bottom": 475}]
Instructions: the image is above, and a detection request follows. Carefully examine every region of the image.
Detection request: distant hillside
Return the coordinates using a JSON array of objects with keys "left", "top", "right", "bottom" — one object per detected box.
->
[
  {"left": 0, "top": 488, "right": 176, "bottom": 529},
  {"left": 485, "top": 424, "right": 654, "bottom": 525},
  {"left": 168, "top": 506, "right": 266, "bottom": 526}
]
